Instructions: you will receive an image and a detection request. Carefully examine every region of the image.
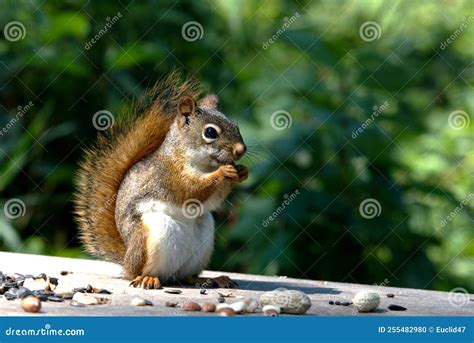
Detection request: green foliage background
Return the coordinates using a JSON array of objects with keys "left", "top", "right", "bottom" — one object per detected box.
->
[{"left": 0, "top": 0, "right": 472, "bottom": 292}]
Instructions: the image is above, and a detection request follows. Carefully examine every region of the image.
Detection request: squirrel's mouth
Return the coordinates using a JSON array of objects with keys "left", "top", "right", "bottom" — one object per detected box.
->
[
  {"left": 211, "top": 152, "right": 237, "bottom": 166},
  {"left": 212, "top": 156, "right": 235, "bottom": 165}
]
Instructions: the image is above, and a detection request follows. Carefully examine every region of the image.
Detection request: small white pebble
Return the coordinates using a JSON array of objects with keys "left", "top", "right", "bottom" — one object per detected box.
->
[
  {"left": 73, "top": 292, "right": 98, "bottom": 305},
  {"left": 229, "top": 301, "right": 246, "bottom": 313},
  {"left": 352, "top": 291, "right": 380, "bottom": 313},
  {"left": 23, "top": 278, "right": 50, "bottom": 291},
  {"left": 131, "top": 297, "right": 152, "bottom": 306},
  {"left": 53, "top": 285, "right": 74, "bottom": 296},
  {"left": 72, "top": 292, "right": 107, "bottom": 305},
  {"left": 242, "top": 298, "right": 259, "bottom": 313},
  {"left": 262, "top": 305, "right": 281, "bottom": 314}
]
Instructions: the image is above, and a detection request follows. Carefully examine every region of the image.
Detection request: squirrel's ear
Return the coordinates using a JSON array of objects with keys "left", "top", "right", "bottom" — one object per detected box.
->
[
  {"left": 199, "top": 94, "right": 219, "bottom": 109},
  {"left": 178, "top": 96, "right": 196, "bottom": 126}
]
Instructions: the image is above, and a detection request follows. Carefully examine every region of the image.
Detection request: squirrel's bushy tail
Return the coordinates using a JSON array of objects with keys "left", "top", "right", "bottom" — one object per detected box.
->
[{"left": 74, "top": 71, "right": 201, "bottom": 263}]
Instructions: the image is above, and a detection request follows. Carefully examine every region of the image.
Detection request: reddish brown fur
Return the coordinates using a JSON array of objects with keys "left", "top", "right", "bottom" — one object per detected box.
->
[{"left": 73, "top": 72, "right": 201, "bottom": 263}]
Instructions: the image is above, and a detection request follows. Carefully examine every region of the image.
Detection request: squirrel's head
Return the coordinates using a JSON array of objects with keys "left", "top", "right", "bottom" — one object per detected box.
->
[{"left": 176, "top": 94, "right": 246, "bottom": 169}]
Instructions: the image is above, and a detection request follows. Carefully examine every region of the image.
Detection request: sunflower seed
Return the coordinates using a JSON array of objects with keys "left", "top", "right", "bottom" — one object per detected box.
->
[
  {"left": 35, "top": 273, "right": 47, "bottom": 280},
  {"left": 164, "top": 289, "right": 182, "bottom": 294},
  {"left": 17, "top": 287, "right": 33, "bottom": 299},
  {"left": 70, "top": 301, "right": 85, "bottom": 307},
  {"left": 388, "top": 304, "right": 407, "bottom": 311},
  {"left": 48, "top": 277, "right": 58, "bottom": 286},
  {"left": 96, "top": 289, "right": 112, "bottom": 294},
  {"left": 4, "top": 289, "right": 18, "bottom": 300},
  {"left": 131, "top": 297, "right": 153, "bottom": 306},
  {"left": 47, "top": 296, "right": 64, "bottom": 302}
]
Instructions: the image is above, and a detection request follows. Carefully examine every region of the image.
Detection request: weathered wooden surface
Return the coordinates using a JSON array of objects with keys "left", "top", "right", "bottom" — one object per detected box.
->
[{"left": 0, "top": 252, "right": 473, "bottom": 316}]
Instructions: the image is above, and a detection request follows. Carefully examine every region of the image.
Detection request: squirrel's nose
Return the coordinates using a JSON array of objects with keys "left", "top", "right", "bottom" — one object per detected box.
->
[{"left": 233, "top": 143, "right": 246, "bottom": 159}]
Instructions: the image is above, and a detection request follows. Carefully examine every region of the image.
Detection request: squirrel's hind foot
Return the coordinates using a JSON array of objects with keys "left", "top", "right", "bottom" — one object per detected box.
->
[
  {"left": 212, "top": 275, "right": 238, "bottom": 288},
  {"left": 129, "top": 275, "right": 162, "bottom": 289},
  {"left": 188, "top": 275, "right": 237, "bottom": 288}
]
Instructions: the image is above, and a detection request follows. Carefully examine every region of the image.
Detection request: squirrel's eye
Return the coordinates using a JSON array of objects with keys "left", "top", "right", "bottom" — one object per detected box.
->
[
  {"left": 203, "top": 125, "right": 220, "bottom": 143},
  {"left": 205, "top": 127, "right": 218, "bottom": 139}
]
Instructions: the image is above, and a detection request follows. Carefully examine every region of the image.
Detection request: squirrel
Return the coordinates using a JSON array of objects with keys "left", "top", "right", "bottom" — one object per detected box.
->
[{"left": 74, "top": 71, "right": 248, "bottom": 289}]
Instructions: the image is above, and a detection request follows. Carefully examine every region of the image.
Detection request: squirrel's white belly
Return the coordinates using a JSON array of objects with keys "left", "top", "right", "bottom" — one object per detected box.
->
[{"left": 138, "top": 200, "right": 215, "bottom": 282}]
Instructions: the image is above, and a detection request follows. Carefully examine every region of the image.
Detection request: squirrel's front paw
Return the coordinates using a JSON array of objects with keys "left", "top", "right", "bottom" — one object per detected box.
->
[
  {"left": 235, "top": 164, "right": 248, "bottom": 182},
  {"left": 219, "top": 165, "right": 239, "bottom": 181},
  {"left": 130, "top": 275, "right": 162, "bottom": 289}
]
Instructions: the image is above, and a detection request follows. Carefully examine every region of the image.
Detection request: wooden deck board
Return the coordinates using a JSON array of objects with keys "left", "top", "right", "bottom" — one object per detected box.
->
[{"left": 0, "top": 252, "right": 472, "bottom": 316}]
